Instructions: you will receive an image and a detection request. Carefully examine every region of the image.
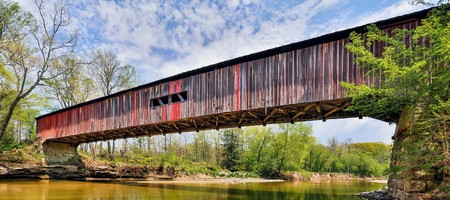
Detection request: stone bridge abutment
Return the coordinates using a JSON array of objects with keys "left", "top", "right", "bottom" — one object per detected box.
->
[{"left": 42, "top": 141, "right": 79, "bottom": 165}]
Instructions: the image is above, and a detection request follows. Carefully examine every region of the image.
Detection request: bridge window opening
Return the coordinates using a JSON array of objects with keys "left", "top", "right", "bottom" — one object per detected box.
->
[
  {"left": 171, "top": 91, "right": 188, "bottom": 103},
  {"left": 172, "top": 94, "right": 181, "bottom": 102},
  {"left": 157, "top": 98, "right": 164, "bottom": 105},
  {"left": 150, "top": 91, "right": 188, "bottom": 108},
  {"left": 160, "top": 96, "right": 169, "bottom": 104},
  {"left": 151, "top": 99, "right": 162, "bottom": 107}
]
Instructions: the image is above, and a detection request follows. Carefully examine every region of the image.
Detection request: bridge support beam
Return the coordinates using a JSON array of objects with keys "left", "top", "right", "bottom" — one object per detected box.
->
[
  {"left": 42, "top": 142, "right": 81, "bottom": 165},
  {"left": 388, "top": 106, "right": 449, "bottom": 199}
]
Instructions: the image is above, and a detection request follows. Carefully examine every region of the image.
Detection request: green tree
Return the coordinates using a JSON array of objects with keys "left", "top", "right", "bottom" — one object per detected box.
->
[
  {"left": 343, "top": 4, "right": 450, "bottom": 121},
  {"left": 343, "top": 4, "right": 450, "bottom": 182},
  {"left": 260, "top": 123, "right": 314, "bottom": 176},
  {"left": 221, "top": 128, "right": 243, "bottom": 172},
  {"left": 6, "top": 93, "right": 44, "bottom": 143},
  {"left": 44, "top": 57, "right": 95, "bottom": 108},
  {"left": 193, "top": 132, "right": 214, "bottom": 163},
  {"left": 304, "top": 140, "right": 391, "bottom": 177},
  {"left": 242, "top": 126, "right": 272, "bottom": 171},
  {"left": 0, "top": 0, "right": 77, "bottom": 141},
  {"left": 304, "top": 143, "right": 331, "bottom": 172}
]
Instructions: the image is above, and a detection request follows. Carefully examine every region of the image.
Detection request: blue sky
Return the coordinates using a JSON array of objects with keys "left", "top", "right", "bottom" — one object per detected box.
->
[{"left": 19, "top": 0, "right": 434, "bottom": 144}]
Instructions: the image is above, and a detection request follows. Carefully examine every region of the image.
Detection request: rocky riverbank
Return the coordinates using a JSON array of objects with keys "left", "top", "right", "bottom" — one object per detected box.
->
[
  {"left": 0, "top": 164, "right": 149, "bottom": 179},
  {"left": 0, "top": 164, "right": 287, "bottom": 185},
  {"left": 0, "top": 163, "right": 386, "bottom": 183},
  {"left": 353, "top": 187, "right": 392, "bottom": 200}
]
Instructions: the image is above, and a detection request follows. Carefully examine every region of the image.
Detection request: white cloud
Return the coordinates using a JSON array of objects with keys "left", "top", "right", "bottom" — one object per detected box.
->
[
  {"left": 55, "top": 0, "right": 351, "bottom": 81},
  {"left": 310, "top": 118, "right": 396, "bottom": 145},
  {"left": 154, "top": 0, "right": 348, "bottom": 78},
  {"left": 355, "top": 1, "right": 429, "bottom": 26}
]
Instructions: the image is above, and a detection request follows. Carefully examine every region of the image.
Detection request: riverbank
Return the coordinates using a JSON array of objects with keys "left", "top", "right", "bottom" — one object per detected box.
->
[
  {"left": 139, "top": 177, "right": 284, "bottom": 184},
  {"left": 0, "top": 144, "right": 388, "bottom": 183},
  {"left": 136, "top": 174, "right": 386, "bottom": 184},
  {"left": 1, "top": 163, "right": 388, "bottom": 183}
]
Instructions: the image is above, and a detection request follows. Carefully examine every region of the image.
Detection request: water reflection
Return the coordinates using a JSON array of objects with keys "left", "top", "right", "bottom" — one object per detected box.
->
[{"left": 0, "top": 179, "right": 384, "bottom": 200}]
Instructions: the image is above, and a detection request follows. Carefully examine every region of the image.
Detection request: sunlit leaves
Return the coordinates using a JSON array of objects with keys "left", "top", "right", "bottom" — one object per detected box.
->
[
  {"left": 343, "top": 5, "right": 450, "bottom": 123},
  {"left": 44, "top": 57, "right": 95, "bottom": 109},
  {"left": 0, "top": 0, "right": 77, "bottom": 141},
  {"left": 344, "top": 4, "right": 450, "bottom": 189}
]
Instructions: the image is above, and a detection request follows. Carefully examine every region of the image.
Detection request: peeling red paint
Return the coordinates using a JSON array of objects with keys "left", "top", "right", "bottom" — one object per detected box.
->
[
  {"left": 235, "top": 64, "right": 240, "bottom": 111},
  {"left": 161, "top": 105, "right": 167, "bottom": 122},
  {"left": 133, "top": 91, "right": 137, "bottom": 126},
  {"left": 169, "top": 80, "right": 181, "bottom": 121}
]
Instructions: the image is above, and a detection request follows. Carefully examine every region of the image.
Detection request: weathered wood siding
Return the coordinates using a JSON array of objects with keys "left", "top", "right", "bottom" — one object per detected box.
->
[{"left": 36, "top": 16, "right": 421, "bottom": 143}]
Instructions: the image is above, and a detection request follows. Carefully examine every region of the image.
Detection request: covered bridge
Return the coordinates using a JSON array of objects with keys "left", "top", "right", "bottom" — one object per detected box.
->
[{"left": 36, "top": 9, "right": 427, "bottom": 145}]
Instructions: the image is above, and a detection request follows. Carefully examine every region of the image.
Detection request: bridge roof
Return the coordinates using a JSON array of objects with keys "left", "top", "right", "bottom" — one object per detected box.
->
[{"left": 36, "top": 7, "right": 431, "bottom": 120}]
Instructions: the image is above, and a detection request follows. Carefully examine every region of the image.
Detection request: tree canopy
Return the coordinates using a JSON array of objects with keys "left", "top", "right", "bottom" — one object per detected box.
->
[
  {"left": 0, "top": 0, "right": 78, "bottom": 140},
  {"left": 0, "top": 1, "right": 140, "bottom": 143},
  {"left": 343, "top": 5, "right": 450, "bottom": 122}
]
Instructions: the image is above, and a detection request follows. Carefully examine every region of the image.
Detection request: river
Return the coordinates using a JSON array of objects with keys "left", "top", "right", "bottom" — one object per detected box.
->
[{"left": 0, "top": 179, "right": 384, "bottom": 199}]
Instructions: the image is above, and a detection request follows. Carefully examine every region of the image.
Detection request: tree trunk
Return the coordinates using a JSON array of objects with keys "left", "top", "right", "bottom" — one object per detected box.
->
[
  {"left": 278, "top": 157, "right": 285, "bottom": 175},
  {"left": 107, "top": 141, "right": 112, "bottom": 160},
  {"left": 194, "top": 139, "right": 198, "bottom": 162},
  {"left": 89, "top": 142, "right": 96, "bottom": 159},
  {"left": 147, "top": 136, "right": 151, "bottom": 154},
  {"left": 120, "top": 139, "right": 127, "bottom": 159},
  {"left": 257, "top": 134, "right": 268, "bottom": 162},
  {"left": 168, "top": 134, "right": 172, "bottom": 154},
  {"left": 202, "top": 137, "right": 207, "bottom": 161},
  {"left": 164, "top": 135, "right": 167, "bottom": 155},
  {"left": 215, "top": 138, "right": 220, "bottom": 165},
  {"left": 112, "top": 140, "right": 115, "bottom": 159},
  {"left": 17, "top": 121, "right": 22, "bottom": 144},
  {"left": 0, "top": 98, "right": 21, "bottom": 141}
]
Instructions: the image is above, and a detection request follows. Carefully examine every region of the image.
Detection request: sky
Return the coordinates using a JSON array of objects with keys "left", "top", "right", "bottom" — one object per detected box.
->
[{"left": 18, "top": 0, "right": 434, "bottom": 144}]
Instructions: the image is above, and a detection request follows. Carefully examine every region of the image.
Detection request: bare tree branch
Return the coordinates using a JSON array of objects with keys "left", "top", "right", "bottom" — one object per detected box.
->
[{"left": 0, "top": 0, "right": 78, "bottom": 139}]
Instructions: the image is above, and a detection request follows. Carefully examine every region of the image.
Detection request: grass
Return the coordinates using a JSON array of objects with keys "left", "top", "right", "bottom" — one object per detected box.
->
[{"left": 0, "top": 143, "right": 42, "bottom": 167}]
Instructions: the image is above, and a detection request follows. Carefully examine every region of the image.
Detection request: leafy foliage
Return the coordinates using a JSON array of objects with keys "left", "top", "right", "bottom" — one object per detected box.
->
[
  {"left": 77, "top": 123, "right": 390, "bottom": 178},
  {"left": 343, "top": 4, "right": 450, "bottom": 190},
  {"left": 0, "top": 1, "right": 141, "bottom": 144},
  {"left": 305, "top": 141, "right": 391, "bottom": 177},
  {"left": 221, "top": 129, "right": 243, "bottom": 172},
  {"left": 44, "top": 57, "right": 95, "bottom": 109},
  {"left": 0, "top": 0, "right": 77, "bottom": 140},
  {"left": 259, "top": 123, "right": 314, "bottom": 176},
  {"left": 343, "top": 5, "right": 450, "bottom": 122}
]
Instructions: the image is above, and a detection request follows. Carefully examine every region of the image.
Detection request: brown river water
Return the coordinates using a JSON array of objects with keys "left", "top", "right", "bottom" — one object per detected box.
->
[{"left": 0, "top": 179, "right": 384, "bottom": 199}]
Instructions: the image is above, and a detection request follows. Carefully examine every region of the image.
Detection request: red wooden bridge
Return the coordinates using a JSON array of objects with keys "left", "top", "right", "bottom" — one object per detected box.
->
[{"left": 36, "top": 9, "right": 428, "bottom": 145}]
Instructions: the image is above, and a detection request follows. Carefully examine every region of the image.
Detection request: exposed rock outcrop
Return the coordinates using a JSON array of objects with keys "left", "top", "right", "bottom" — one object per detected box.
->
[
  {"left": 0, "top": 165, "right": 149, "bottom": 179},
  {"left": 353, "top": 187, "right": 392, "bottom": 200}
]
